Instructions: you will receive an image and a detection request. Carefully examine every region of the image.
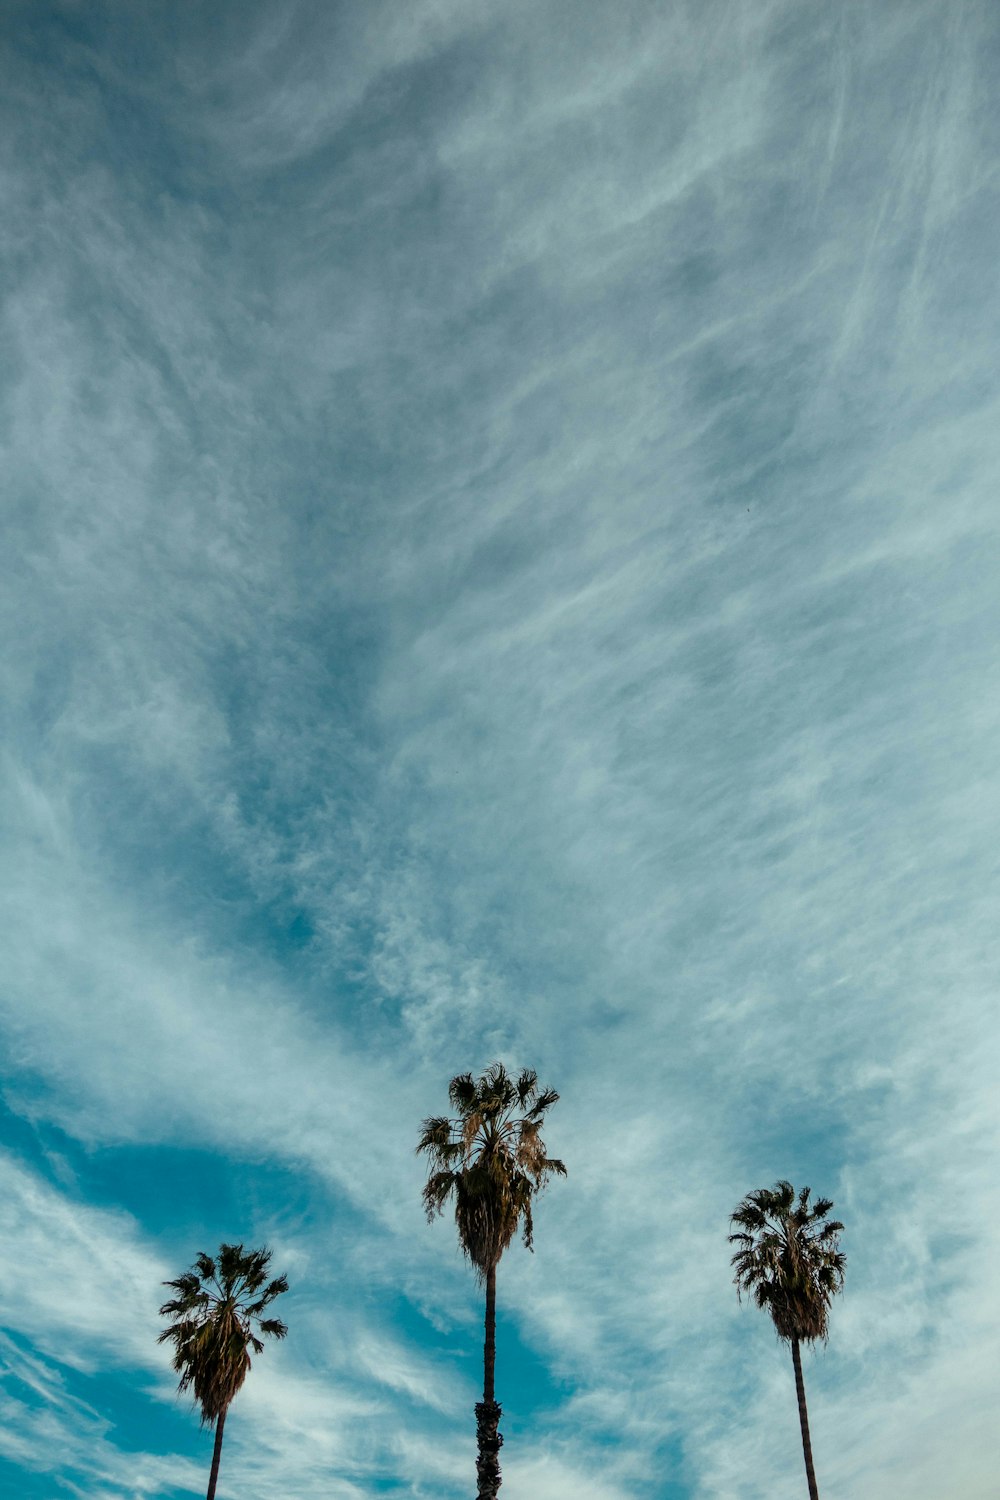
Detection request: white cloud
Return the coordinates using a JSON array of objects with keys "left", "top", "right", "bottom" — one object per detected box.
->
[
  {"left": 2, "top": 0, "right": 1000, "bottom": 1495},
  {"left": 0, "top": 1152, "right": 467, "bottom": 1498}
]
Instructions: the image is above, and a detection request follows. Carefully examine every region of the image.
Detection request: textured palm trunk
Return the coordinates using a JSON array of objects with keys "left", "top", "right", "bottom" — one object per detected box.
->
[
  {"left": 790, "top": 1339, "right": 819, "bottom": 1500},
  {"left": 475, "top": 1262, "right": 503, "bottom": 1500},
  {"left": 205, "top": 1406, "right": 227, "bottom": 1500}
]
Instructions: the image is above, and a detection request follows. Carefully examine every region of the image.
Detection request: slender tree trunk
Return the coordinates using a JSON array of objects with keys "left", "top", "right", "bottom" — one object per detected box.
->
[
  {"left": 475, "top": 1262, "right": 502, "bottom": 1500},
  {"left": 484, "top": 1261, "right": 496, "bottom": 1404},
  {"left": 205, "top": 1406, "right": 227, "bottom": 1500},
  {"left": 790, "top": 1339, "right": 819, "bottom": 1500}
]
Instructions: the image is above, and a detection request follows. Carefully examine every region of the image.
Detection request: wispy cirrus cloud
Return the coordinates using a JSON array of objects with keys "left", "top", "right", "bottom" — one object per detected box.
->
[{"left": 2, "top": 0, "right": 1000, "bottom": 1496}]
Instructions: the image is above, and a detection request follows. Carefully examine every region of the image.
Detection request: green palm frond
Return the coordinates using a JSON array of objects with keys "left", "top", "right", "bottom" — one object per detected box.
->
[
  {"left": 257, "top": 1318, "right": 288, "bottom": 1339},
  {"left": 194, "top": 1252, "right": 216, "bottom": 1281},
  {"left": 158, "top": 1243, "right": 289, "bottom": 1427},
  {"left": 449, "top": 1074, "right": 478, "bottom": 1112},
  {"left": 729, "top": 1180, "right": 845, "bottom": 1346},
  {"left": 417, "top": 1062, "right": 566, "bottom": 1278},
  {"left": 417, "top": 1116, "right": 455, "bottom": 1151},
  {"left": 422, "top": 1168, "right": 461, "bottom": 1219}
]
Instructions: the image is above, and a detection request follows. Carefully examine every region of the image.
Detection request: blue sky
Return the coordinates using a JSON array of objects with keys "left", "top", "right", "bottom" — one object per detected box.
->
[{"left": 2, "top": 1, "right": 999, "bottom": 1496}]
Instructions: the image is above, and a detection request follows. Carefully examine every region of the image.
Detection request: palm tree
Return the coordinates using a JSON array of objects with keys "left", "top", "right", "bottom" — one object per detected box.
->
[
  {"left": 158, "top": 1242, "right": 289, "bottom": 1500},
  {"left": 729, "top": 1181, "right": 845, "bottom": 1500},
  {"left": 417, "top": 1064, "right": 566, "bottom": 1500}
]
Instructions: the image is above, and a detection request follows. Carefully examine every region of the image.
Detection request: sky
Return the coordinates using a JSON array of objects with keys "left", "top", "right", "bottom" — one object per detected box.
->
[{"left": 1, "top": 1, "right": 999, "bottom": 1497}]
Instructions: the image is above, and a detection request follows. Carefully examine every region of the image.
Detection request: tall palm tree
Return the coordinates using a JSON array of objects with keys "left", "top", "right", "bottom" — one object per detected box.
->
[
  {"left": 158, "top": 1242, "right": 289, "bottom": 1500},
  {"left": 729, "top": 1181, "right": 845, "bottom": 1500},
  {"left": 418, "top": 1064, "right": 566, "bottom": 1500}
]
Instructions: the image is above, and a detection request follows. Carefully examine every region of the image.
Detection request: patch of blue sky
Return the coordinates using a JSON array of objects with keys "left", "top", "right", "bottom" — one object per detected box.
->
[
  {"left": 1, "top": 1333, "right": 205, "bottom": 1469},
  {"left": 3, "top": 0, "right": 1000, "bottom": 1496}
]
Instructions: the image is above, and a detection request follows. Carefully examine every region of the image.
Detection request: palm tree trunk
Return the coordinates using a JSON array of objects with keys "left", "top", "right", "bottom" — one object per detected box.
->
[
  {"left": 484, "top": 1261, "right": 496, "bottom": 1404},
  {"left": 475, "top": 1262, "right": 502, "bottom": 1500},
  {"left": 205, "top": 1406, "right": 227, "bottom": 1500},
  {"left": 790, "top": 1338, "right": 819, "bottom": 1500}
]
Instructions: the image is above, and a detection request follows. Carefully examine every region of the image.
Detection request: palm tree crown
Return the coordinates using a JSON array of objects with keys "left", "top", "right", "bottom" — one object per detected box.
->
[
  {"left": 158, "top": 1242, "right": 289, "bottom": 1426},
  {"left": 729, "top": 1180, "right": 845, "bottom": 1344},
  {"left": 417, "top": 1063, "right": 566, "bottom": 1276}
]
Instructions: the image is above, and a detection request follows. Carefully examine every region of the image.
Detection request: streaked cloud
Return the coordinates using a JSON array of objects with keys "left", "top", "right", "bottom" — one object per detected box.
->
[{"left": 2, "top": 1, "right": 999, "bottom": 1497}]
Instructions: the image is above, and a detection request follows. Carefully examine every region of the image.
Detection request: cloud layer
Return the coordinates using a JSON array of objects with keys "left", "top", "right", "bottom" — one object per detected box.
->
[{"left": 2, "top": 1, "right": 1000, "bottom": 1496}]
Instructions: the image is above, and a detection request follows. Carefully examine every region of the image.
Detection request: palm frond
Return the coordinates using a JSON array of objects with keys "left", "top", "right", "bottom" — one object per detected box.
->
[
  {"left": 729, "top": 1180, "right": 845, "bottom": 1346},
  {"left": 157, "top": 1243, "right": 290, "bottom": 1427},
  {"left": 418, "top": 1063, "right": 566, "bottom": 1275},
  {"left": 194, "top": 1252, "right": 216, "bottom": 1282},
  {"left": 528, "top": 1087, "right": 559, "bottom": 1117},
  {"left": 515, "top": 1069, "right": 538, "bottom": 1107},
  {"left": 448, "top": 1073, "right": 478, "bottom": 1112},
  {"left": 416, "top": 1116, "right": 454, "bottom": 1154},
  {"left": 422, "top": 1168, "right": 460, "bottom": 1220},
  {"left": 258, "top": 1318, "right": 288, "bottom": 1339}
]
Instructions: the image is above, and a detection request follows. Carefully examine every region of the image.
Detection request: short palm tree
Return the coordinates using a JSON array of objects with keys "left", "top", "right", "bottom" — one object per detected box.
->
[
  {"left": 418, "top": 1064, "right": 566, "bottom": 1500},
  {"left": 729, "top": 1181, "right": 845, "bottom": 1500},
  {"left": 158, "top": 1242, "right": 289, "bottom": 1500}
]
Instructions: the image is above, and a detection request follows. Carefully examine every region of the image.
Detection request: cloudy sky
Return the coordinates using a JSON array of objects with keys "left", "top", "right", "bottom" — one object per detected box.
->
[{"left": 2, "top": 2, "right": 1000, "bottom": 1497}]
